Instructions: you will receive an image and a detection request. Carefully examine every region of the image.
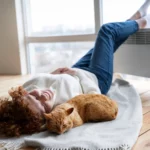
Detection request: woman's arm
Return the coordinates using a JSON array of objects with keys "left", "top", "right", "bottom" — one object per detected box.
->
[{"left": 74, "top": 69, "right": 101, "bottom": 94}]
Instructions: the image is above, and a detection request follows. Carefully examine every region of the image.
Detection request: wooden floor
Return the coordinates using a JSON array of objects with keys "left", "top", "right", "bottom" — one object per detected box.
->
[{"left": 0, "top": 74, "right": 150, "bottom": 150}]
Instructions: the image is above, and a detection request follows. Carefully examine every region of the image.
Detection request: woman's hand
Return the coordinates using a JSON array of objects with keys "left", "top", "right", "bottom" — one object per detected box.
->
[{"left": 51, "top": 67, "right": 76, "bottom": 75}]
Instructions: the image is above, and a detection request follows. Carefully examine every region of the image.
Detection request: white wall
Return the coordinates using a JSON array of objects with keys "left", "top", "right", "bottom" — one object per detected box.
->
[{"left": 0, "top": 0, "right": 26, "bottom": 75}]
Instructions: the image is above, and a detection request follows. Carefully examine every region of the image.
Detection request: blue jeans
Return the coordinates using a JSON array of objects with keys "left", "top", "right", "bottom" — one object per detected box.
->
[{"left": 72, "top": 20, "right": 139, "bottom": 94}]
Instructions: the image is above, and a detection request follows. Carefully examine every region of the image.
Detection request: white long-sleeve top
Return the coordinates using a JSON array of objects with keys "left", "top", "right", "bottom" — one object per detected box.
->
[{"left": 23, "top": 68, "right": 101, "bottom": 108}]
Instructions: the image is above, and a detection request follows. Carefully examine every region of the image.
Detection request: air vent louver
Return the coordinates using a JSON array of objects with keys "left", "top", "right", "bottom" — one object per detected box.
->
[{"left": 125, "top": 29, "right": 150, "bottom": 44}]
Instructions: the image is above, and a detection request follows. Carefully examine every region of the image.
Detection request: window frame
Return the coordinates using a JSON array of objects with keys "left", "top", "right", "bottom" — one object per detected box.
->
[
  {"left": 23, "top": 0, "right": 102, "bottom": 42},
  {"left": 22, "top": 0, "right": 103, "bottom": 73},
  {"left": 22, "top": 0, "right": 150, "bottom": 73}
]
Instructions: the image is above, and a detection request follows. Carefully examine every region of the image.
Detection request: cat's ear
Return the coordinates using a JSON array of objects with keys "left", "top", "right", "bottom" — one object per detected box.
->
[
  {"left": 66, "top": 107, "right": 74, "bottom": 116},
  {"left": 44, "top": 113, "right": 51, "bottom": 120}
]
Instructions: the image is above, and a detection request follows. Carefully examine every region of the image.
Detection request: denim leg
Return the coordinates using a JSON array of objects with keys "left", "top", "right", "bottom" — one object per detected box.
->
[
  {"left": 89, "top": 20, "right": 139, "bottom": 94},
  {"left": 72, "top": 20, "right": 139, "bottom": 94},
  {"left": 72, "top": 48, "right": 93, "bottom": 68},
  {"left": 113, "top": 21, "right": 139, "bottom": 52}
]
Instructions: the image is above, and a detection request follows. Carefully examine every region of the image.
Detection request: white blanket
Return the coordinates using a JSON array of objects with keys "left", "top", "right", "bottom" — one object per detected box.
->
[{"left": 0, "top": 79, "right": 143, "bottom": 150}]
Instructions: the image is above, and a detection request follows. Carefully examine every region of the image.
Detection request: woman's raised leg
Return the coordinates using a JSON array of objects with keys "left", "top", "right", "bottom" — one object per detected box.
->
[
  {"left": 89, "top": 14, "right": 150, "bottom": 94},
  {"left": 72, "top": 1, "right": 150, "bottom": 94},
  {"left": 88, "top": 21, "right": 138, "bottom": 94},
  {"left": 72, "top": 0, "right": 150, "bottom": 70}
]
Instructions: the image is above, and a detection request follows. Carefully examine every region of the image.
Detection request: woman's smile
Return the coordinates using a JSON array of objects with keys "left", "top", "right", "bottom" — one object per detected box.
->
[{"left": 22, "top": 89, "right": 54, "bottom": 115}]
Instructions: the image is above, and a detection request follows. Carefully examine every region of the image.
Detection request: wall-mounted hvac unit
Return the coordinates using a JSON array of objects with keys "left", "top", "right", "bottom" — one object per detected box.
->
[{"left": 114, "top": 29, "right": 150, "bottom": 77}]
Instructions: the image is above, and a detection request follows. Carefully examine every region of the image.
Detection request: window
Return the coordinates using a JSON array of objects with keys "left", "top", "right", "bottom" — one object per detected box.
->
[
  {"left": 26, "top": 0, "right": 95, "bottom": 36},
  {"left": 29, "top": 42, "right": 94, "bottom": 73},
  {"left": 23, "top": 0, "right": 98, "bottom": 73},
  {"left": 23, "top": 0, "right": 150, "bottom": 73}
]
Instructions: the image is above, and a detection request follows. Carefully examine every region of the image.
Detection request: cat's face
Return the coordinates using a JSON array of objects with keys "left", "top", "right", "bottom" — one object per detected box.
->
[{"left": 44, "top": 107, "right": 74, "bottom": 134}]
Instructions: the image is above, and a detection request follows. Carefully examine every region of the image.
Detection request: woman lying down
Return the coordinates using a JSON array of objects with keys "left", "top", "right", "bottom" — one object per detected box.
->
[
  {"left": 0, "top": 67, "right": 118, "bottom": 136},
  {"left": 1, "top": 0, "right": 150, "bottom": 136}
]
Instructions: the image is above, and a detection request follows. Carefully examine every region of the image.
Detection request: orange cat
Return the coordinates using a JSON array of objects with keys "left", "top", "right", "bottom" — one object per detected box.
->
[{"left": 44, "top": 94, "right": 118, "bottom": 134}]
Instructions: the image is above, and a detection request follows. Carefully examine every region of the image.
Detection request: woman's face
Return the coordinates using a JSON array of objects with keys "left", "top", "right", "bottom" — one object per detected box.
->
[{"left": 22, "top": 89, "right": 54, "bottom": 116}]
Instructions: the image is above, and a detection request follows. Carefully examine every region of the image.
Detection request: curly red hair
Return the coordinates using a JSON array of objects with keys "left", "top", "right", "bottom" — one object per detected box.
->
[{"left": 0, "top": 87, "right": 46, "bottom": 136}]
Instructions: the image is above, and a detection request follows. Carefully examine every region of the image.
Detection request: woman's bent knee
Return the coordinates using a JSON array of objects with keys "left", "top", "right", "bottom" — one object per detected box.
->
[{"left": 98, "top": 23, "right": 117, "bottom": 39}]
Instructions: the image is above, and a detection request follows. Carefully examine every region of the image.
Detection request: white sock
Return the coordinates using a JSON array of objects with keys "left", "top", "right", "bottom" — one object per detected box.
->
[
  {"left": 139, "top": 0, "right": 150, "bottom": 17},
  {"left": 143, "top": 14, "right": 150, "bottom": 28}
]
